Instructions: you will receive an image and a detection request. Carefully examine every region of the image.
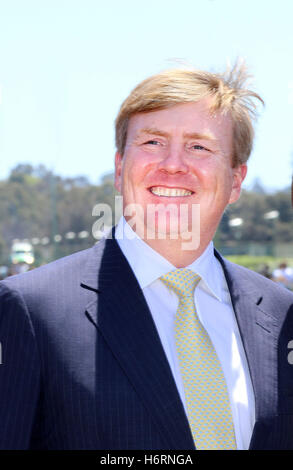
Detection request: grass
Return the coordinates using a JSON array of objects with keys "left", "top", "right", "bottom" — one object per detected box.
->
[{"left": 225, "top": 256, "right": 293, "bottom": 272}]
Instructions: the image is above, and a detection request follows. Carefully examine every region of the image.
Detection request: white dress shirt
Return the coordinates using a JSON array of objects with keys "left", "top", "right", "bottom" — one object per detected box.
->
[{"left": 115, "top": 217, "right": 255, "bottom": 450}]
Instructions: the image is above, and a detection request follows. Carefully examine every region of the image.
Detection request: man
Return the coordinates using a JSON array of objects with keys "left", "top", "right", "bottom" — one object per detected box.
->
[
  {"left": 272, "top": 262, "right": 293, "bottom": 290},
  {"left": 1, "top": 65, "right": 293, "bottom": 450}
]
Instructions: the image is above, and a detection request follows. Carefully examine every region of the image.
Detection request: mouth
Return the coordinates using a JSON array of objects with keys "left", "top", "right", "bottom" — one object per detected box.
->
[{"left": 149, "top": 186, "right": 194, "bottom": 197}]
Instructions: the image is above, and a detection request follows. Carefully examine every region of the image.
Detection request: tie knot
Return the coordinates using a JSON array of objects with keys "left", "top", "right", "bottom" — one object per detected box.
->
[{"left": 160, "top": 268, "right": 201, "bottom": 299}]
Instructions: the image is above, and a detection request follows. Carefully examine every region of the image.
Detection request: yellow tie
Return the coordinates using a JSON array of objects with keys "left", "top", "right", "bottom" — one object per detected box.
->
[{"left": 160, "top": 268, "right": 236, "bottom": 450}]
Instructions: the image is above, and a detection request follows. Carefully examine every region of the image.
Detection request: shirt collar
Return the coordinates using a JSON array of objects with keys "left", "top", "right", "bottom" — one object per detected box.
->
[
  {"left": 115, "top": 217, "right": 223, "bottom": 301},
  {"left": 187, "top": 242, "right": 223, "bottom": 301}
]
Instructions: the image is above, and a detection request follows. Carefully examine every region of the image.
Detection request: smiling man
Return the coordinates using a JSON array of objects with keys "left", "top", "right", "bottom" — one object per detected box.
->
[
  {"left": 1, "top": 65, "right": 293, "bottom": 450},
  {"left": 115, "top": 98, "right": 246, "bottom": 266}
]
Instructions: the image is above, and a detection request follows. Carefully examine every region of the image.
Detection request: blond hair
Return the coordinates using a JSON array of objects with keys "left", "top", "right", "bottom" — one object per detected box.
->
[{"left": 115, "top": 63, "right": 264, "bottom": 167}]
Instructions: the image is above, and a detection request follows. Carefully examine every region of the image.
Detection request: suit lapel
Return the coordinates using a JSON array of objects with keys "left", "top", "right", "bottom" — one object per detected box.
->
[
  {"left": 81, "top": 234, "right": 195, "bottom": 450},
  {"left": 215, "top": 251, "right": 279, "bottom": 447},
  {"left": 80, "top": 239, "right": 279, "bottom": 449}
]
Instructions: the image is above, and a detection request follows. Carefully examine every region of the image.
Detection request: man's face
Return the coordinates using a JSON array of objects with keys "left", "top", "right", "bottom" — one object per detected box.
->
[{"left": 115, "top": 100, "right": 247, "bottom": 246}]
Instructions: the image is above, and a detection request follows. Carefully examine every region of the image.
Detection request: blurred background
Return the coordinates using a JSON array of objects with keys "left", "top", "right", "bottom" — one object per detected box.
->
[{"left": 0, "top": 0, "right": 293, "bottom": 287}]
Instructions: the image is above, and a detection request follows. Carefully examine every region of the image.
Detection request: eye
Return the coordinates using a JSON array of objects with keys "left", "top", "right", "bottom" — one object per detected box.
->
[
  {"left": 191, "top": 144, "right": 207, "bottom": 151},
  {"left": 144, "top": 140, "right": 160, "bottom": 145}
]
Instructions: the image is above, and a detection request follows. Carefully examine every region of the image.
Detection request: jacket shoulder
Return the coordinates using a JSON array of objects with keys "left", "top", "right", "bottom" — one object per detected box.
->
[
  {"left": 0, "top": 242, "right": 107, "bottom": 319},
  {"left": 217, "top": 252, "right": 293, "bottom": 311},
  {"left": 2, "top": 246, "right": 93, "bottom": 289}
]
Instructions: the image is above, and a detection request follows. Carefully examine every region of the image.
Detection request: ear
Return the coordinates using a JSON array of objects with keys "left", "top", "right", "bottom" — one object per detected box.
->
[
  {"left": 114, "top": 152, "right": 123, "bottom": 193},
  {"left": 228, "top": 164, "right": 247, "bottom": 204}
]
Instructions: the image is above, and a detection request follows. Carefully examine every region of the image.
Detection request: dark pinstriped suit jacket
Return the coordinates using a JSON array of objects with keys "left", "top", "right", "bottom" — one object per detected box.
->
[{"left": 0, "top": 234, "right": 293, "bottom": 450}]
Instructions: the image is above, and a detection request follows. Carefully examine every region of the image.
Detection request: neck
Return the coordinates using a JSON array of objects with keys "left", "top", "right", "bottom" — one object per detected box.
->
[
  {"left": 120, "top": 216, "right": 215, "bottom": 267},
  {"left": 139, "top": 236, "right": 211, "bottom": 268}
]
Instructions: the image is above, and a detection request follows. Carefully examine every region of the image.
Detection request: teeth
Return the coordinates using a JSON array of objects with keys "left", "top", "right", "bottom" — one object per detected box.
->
[{"left": 150, "top": 187, "right": 192, "bottom": 197}]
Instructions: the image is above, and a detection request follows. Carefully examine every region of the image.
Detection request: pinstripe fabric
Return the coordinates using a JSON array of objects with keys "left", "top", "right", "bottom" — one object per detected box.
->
[
  {"left": 0, "top": 243, "right": 192, "bottom": 450},
  {"left": 0, "top": 235, "right": 293, "bottom": 449},
  {"left": 0, "top": 285, "right": 40, "bottom": 449}
]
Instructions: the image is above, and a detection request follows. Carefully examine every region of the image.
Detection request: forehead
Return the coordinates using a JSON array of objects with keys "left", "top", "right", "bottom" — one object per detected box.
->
[{"left": 126, "top": 100, "right": 233, "bottom": 148}]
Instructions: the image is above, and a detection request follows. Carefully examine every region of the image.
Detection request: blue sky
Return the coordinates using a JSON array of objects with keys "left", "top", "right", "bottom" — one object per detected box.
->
[{"left": 0, "top": 0, "right": 292, "bottom": 190}]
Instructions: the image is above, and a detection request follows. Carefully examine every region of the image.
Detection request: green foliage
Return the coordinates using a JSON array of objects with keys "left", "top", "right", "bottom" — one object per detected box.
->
[
  {"left": 218, "top": 187, "right": 293, "bottom": 243},
  {"left": 0, "top": 165, "right": 293, "bottom": 267},
  {"left": 0, "top": 164, "right": 117, "bottom": 264},
  {"left": 0, "top": 234, "right": 8, "bottom": 265}
]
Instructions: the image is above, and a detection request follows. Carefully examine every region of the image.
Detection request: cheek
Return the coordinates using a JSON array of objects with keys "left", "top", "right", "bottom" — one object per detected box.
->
[
  {"left": 192, "top": 161, "right": 220, "bottom": 188},
  {"left": 196, "top": 163, "right": 234, "bottom": 202},
  {"left": 120, "top": 161, "right": 144, "bottom": 197},
  {"left": 123, "top": 154, "right": 155, "bottom": 185}
]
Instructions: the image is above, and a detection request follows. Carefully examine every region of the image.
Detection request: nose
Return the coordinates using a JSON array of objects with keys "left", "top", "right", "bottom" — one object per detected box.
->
[{"left": 157, "top": 145, "right": 189, "bottom": 174}]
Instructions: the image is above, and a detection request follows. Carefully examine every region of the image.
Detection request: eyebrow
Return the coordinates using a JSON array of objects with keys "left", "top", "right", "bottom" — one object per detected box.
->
[
  {"left": 183, "top": 131, "right": 217, "bottom": 142},
  {"left": 136, "top": 127, "right": 217, "bottom": 142},
  {"left": 136, "top": 127, "right": 169, "bottom": 138}
]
